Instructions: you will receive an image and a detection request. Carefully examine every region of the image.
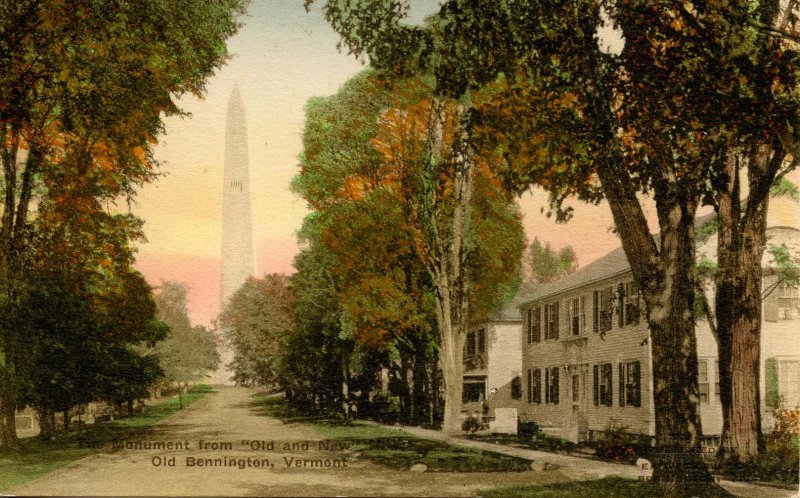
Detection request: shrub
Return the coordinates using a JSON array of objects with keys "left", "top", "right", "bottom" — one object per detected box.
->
[
  {"left": 718, "top": 403, "right": 799, "bottom": 485},
  {"left": 462, "top": 413, "right": 482, "bottom": 433},
  {"left": 517, "top": 420, "right": 540, "bottom": 442},
  {"left": 370, "top": 393, "right": 401, "bottom": 424},
  {"left": 593, "top": 420, "right": 652, "bottom": 463}
]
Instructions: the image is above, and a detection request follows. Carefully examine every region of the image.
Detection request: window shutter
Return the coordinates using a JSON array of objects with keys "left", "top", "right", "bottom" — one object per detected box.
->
[
  {"left": 527, "top": 369, "right": 532, "bottom": 403},
  {"left": 619, "top": 363, "right": 625, "bottom": 407},
  {"left": 618, "top": 284, "right": 625, "bottom": 328},
  {"left": 553, "top": 367, "right": 559, "bottom": 404},
  {"left": 553, "top": 302, "right": 560, "bottom": 339},
  {"left": 533, "top": 308, "right": 541, "bottom": 343},
  {"left": 593, "top": 291, "right": 599, "bottom": 333},
  {"left": 526, "top": 309, "right": 531, "bottom": 344},
  {"left": 766, "top": 357, "right": 779, "bottom": 408},
  {"left": 545, "top": 368, "right": 550, "bottom": 404},
  {"left": 533, "top": 369, "right": 541, "bottom": 404},
  {"left": 593, "top": 365, "right": 599, "bottom": 405}
]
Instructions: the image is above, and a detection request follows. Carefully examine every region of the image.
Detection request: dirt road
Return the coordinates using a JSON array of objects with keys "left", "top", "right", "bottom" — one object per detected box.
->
[{"left": 7, "top": 387, "right": 565, "bottom": 496}]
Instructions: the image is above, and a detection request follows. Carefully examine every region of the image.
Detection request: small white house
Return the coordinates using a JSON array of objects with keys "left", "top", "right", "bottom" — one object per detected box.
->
[{"left": 462, "top": 297, "right": 527, "bottom": 423}]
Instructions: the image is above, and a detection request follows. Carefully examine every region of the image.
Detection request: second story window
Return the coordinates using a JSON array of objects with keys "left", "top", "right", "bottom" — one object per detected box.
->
[
  {"left": 594, "top": 287, "right": 613, "bottom": 333},
  {"left": 466, "top": 331, "right": 476, "bottom": 356},
  {"left": 527, "top": 307, "right": 542, "bottom": 343},
  {"left": 545, "top": 302, "right": 560, "bottom": 340},
  {"left": 477, "top": 329, "right": 486, "bottom": 354},
  {"left": 570, "top": 297, "right": 586, "bottom": 336}
]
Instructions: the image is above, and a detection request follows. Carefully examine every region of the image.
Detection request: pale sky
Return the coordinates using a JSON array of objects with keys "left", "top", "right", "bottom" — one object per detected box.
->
[{"left": 132, "top": 1, "right": 794, "bottom": 326}]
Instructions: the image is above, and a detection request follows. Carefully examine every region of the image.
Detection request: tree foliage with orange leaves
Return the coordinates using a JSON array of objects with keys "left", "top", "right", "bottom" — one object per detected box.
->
[
  {"left": 290, "top": 71, "right": 524, "bottom": 427},
  {"left": 0, "top": 0, "right": 246, "bottom": 447}
]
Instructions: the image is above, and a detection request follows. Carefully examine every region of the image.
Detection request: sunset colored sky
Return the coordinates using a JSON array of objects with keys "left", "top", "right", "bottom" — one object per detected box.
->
[{"left": 132, "top": 1, "right": 796, "bottom": 327}]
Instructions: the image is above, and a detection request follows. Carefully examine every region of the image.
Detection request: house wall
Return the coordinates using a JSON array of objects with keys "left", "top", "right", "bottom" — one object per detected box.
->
[
  {"left": 486, "top": 321, "right": 524, "bottom": 416},
  {"left": 520, "top": 273, "right": 655, "bottom": 441}
]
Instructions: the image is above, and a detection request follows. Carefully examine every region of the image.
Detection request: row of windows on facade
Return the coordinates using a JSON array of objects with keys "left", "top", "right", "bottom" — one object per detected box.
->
[
  {"left": 467, "top": 358, "right": 799, "bottom": 408},
  {"left": 519, "top": 361, "right": 643, "bottom": 407},
  {"left": 525, "top": 282, "right": 641, "bottom": 343},
  {"left": 694, "top": 357, "right": 799, "bottom": 408}
]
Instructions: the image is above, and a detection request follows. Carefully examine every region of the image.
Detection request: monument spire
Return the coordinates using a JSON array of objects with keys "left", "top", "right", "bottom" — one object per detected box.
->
[{"left": 215, "top": 83, "right": 255, "bottom": 385}]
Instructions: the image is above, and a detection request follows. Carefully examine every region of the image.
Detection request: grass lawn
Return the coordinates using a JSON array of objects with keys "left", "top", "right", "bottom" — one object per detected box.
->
[
  {"left": 0, "top": 384, "right": 213, "bottom": 491},
  {"left": 480, "top": 476, "right": 733, "bottom": 497},
  {"left": 253, "top": 394, "right": 531, "bottom": 472}
]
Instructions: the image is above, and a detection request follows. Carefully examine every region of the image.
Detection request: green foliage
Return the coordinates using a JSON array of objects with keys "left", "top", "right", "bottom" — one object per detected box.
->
[
  {"left": 518, "top": 421, "right": 541, "bottom": 441},
  {"left": 591, "top": 421, "right": 653, "bottom": 464},
  {"left": 220, "top": 275, "right": 293, "bottom": 387},
  {"left": 145, "top": 282, "right": 218, "bottom": 391},
  {"left": 770, "top": 178, "right": 800, "bottom": 201},
  {"left": 718, "top": 402, "right": 799, "bottom": 485},
  {"left": 461, "top": 413, "right": 482, "bottom": 433},
  {"left": 526, "top": 237, "right": 577, "bottom": 284},
  {"left": 480, "top": 477, "right": 733, "bottom": 498}
]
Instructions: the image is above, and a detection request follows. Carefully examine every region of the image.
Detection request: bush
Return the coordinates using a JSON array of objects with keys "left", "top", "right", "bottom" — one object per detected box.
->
[
  {"left": 593, "top": 420, "right": 652, "bottom": 463},
  {"left": 718, "top": 404, "right": 799, "bottom": 485},
  {"left": 517, "top": 420, "right": 540, "bottom": 442},
  {"left": 462, "top": 413, "right": 482, "bottom": 433}
]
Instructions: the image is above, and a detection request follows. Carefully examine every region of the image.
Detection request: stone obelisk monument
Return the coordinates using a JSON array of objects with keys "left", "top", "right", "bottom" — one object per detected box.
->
[{"left": 213, "top": 83, "right": 255, "bottom": 385}]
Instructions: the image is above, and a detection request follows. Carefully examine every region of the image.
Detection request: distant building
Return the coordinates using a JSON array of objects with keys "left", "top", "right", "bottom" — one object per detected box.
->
[
  {"left": 462, "top": 297, "right": 526, "bottom": 423},
  {"left": 513, "top": 197, "right": 800, "bottom": 443}
]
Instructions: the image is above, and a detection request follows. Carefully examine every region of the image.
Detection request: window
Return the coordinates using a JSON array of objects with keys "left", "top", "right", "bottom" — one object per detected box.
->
[
  {"left": 780, "top": 360, "right": 800, "bottom": 408},
  {"left": 528, "top": 369, "right": 541, "bottom": 404},
  {"left": 778, "top": 283, "right": 800, "bottom": 320},
  {"left": 545, "top": 302, "right": 560, "bottom": 340},
  {"left": 594, "top": 363, "right": 613, "bottom": 406},
  {"left": 527, "top": 307, "right": 542, "bottom": 343},
  {"left": 715, "top": 360, "right": 720, "bottom": 401},
  {"left": 624, "top": 282, "right": 640, "bottom": 326},
  {"left": 545, "top": 367, "right": 559, "bottom": 404},
  {"left": 698, "top": 360, "right": 709, "bottom": 403},
  {"left": 594, "top": 287, "right": 613, "bottom": 333},
  {"left": 619, "top": 361, "right": 641, "bottom": 407},
  {"left": 570, "top": 297, "right": 585, "bottom": 336},
  {"left": 463, "top": 380, "right": 485, "bottom": 403},
  {"left": 477, "top": 329, "right": 486, "bottom": 354},
  {"left": 466, "top": 331, "right": 476, "bottom": 356},
  {"left": 511, "top": 376, "right": 522, "bottom": 400}
]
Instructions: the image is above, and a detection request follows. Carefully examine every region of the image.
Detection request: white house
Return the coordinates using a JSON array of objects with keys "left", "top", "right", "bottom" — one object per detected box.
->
[
  {"left": 462, "top": 296, "right": 527, "bottom": 422},
  {"left": 516, "top": 197, "right": 800, "bottom": 443}
]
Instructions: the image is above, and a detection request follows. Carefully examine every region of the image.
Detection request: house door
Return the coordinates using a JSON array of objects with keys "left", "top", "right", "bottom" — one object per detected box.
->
[{"left": 568, "top": 366, "right": 589, "bottom": 442}]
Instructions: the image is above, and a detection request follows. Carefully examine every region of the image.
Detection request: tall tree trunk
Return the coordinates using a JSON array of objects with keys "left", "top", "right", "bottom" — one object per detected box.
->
[
  {"left": 595, "top": 153, "right": 712, "bottom": 486},
  {"left": 0, "top": 353, "right": 19, "bottom": 449},
  {"left": 716, "top": 146, "right": 776, "bottom": 462},
  {"left": 420, "top": 101, "right": 475, "bottom": 434},
  {"left": 38, "top": 407, "right": 55, "bottom": 438},
  {"left": 646, "top": 202, "right": 710, "bottom": 485}
]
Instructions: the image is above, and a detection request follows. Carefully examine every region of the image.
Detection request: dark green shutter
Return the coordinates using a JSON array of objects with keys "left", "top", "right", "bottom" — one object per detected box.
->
[
  {"left": 618, "top": 284, "right": 625, "bottom": 328},
  {"left": 553, "top": 367, "right": 559, "bottom": 404},
  {"left": 766, "top": 357, "right": 779, "bottom": 408},
  {"left": 619, "top": 363, "right": 625, "bottom": 407},
  {"left": 593, "top": 291, "right": 599, "bottom": 332}
]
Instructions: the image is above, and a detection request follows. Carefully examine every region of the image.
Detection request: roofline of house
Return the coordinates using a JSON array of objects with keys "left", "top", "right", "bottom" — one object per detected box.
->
[{"left": 517, "top": 267, "right": 633, "bottom": 309}]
